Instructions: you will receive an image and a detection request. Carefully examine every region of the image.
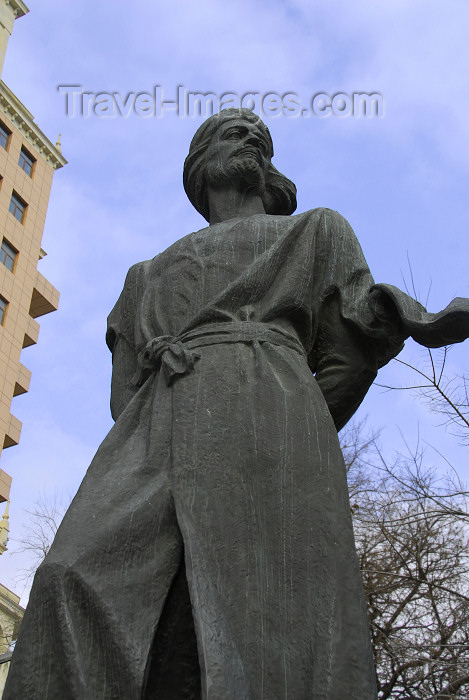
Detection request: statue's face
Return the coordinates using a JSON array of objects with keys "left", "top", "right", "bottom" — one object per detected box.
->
[{"left": 205, "top": 117, "right": 270, "bottom": 192}]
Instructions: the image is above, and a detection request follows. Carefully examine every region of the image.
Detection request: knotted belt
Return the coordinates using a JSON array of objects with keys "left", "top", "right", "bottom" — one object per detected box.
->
[{"left": 131, "top": 321, "right": 306, "bottom": 387}]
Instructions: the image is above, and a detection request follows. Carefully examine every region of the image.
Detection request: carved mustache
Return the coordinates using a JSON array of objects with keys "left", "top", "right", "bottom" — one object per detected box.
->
[{"left": 231, "top": 146, "right": 263, "bottom": 164}]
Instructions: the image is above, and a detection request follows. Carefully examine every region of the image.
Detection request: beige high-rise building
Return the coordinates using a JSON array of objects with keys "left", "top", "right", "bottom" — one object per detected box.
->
[
  {"left": 0, "top": 2, "right": 66, "bottom": 690},
  {"left": 0, "top": 0, "right": 66, "bottom": 507}
]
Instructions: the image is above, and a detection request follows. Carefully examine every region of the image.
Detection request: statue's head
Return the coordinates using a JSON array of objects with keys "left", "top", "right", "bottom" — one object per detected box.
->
[{"left": 183, "top": 108, "right": 297, "bottom": 222}]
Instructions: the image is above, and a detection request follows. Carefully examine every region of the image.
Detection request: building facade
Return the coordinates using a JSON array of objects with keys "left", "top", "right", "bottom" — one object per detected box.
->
[
  {"left": 0, "top": 80, "right": 65, "bottom": 484},
  {"left": 0, "top": 0, "right": 65, "bottom": 506},
  {"left": 0, "top": 2, "right": 66, "bottom": 693},
  {"left": 0, "top": 583, "right": 23, "bottom": 692}
]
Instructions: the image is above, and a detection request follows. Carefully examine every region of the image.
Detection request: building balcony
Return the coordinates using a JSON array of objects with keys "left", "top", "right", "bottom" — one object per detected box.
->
[{"left": 29, "top": 269, "right": 59, "bottom": 318}]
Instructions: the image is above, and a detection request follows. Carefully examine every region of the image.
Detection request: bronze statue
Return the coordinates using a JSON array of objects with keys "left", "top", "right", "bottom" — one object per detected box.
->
[{"left": 5, "top": 109, "right": 469, "bottom": 699}]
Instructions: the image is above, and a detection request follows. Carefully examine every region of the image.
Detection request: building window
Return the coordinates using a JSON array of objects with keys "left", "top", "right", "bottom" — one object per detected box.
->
[
  {"left": 0, "top": 239, "right": 17, "bottom": 272},
  {"left": 9, "top": 192, "right": 27, "bottom": 223},
  {"left": 0, "top": 296, "right": 7, "bottom": 325},
  {"left": 18, "top": 147, "right": 35, "bottom": 177},
  {"left": 0, "top": 121, "right": 11, "bottom": 151}
]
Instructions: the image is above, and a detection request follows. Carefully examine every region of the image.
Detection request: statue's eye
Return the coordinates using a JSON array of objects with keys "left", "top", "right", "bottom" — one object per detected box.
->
[{"left": 226, "top": 130, "right": 241, "bottom": 140}]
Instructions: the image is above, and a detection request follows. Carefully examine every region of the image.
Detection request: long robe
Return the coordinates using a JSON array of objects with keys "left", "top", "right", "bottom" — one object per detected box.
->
[{"left": 5, "top": 208, "right": 469, "bottom": 700}]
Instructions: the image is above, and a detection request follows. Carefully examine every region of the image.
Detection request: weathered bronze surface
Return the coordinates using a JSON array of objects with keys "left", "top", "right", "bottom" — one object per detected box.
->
[{"left": 5, "top": 110, "right": 469, "bottom": 699}]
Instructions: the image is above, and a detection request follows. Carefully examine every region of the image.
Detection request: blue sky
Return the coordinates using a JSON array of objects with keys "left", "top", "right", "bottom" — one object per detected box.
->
[{"left": 1, "top": 0, "right": 468, "bottom": 601}]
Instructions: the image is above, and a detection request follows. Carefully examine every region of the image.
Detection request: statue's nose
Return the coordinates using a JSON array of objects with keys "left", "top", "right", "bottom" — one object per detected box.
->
[{"left": 245, "top": 133, "right": 260, "bottom": 147}]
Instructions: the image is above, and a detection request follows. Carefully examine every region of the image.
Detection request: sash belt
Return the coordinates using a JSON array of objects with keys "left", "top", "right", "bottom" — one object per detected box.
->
[{"left": 131, "top": 321, "right": 305, "bottom": 387}]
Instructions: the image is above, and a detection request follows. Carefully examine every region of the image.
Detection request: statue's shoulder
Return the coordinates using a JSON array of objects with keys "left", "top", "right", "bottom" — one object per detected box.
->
[
  {"left": 297, "top": 207, "right": 351, "bottom": 228},
  {"left": 122, "top": 257, "right": 155, "bottom": 290},
  {"left": 295, "top": 209, "right": 357, "bottom": 246}
]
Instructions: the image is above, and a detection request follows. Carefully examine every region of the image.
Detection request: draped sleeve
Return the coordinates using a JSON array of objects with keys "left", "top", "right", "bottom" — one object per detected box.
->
[
  {"left": 106, "top": 261, "right": 151, "bottom": 421},
  {"left": 308, "top": 209, "right": 469, "bottom": 431}
]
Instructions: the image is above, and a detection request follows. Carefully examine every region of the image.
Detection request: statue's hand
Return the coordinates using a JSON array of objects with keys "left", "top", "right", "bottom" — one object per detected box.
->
[
  {"left": 371, "top": 285, "right": 469, "bottom": 349},
  {"left": 409, "top": 297, "right": 469, "bottom": 348}
]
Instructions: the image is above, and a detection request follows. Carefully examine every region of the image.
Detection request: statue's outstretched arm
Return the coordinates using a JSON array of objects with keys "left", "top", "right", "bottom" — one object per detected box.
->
[{"left": 311, "top": 282, "right": 469, "bottom": 432}]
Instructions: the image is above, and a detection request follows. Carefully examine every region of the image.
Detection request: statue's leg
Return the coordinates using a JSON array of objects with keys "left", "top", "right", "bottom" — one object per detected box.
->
[
  {"left": 4, "top": 379, "right": 186, "bottom": 700},
  {"left": 4, "top": 484, "right": 183, "bottom": 700},
  {"left": 143, "top": 559, "right": 201, "bottom": 700},
  {"left": 170, "top": 344, "right": 378, "bottom": 700}
]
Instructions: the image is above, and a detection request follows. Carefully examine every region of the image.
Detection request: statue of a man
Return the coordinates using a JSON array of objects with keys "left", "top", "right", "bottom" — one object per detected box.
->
[{"left": 5, "top": 109, "right": 469, "bottom": 700}]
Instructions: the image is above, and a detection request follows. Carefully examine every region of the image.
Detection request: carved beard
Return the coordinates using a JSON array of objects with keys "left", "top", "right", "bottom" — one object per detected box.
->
[{"left": 207, "top": 156, "right": 267, "bottom": 196}]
